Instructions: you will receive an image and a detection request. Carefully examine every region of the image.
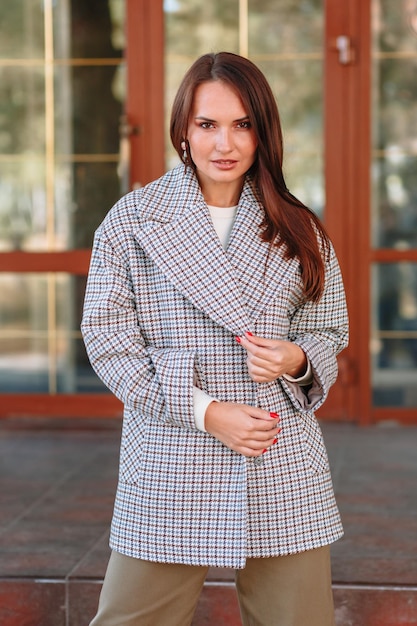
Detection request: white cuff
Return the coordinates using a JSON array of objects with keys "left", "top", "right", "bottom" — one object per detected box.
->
[
  {"left": 283, "top": 359, "right": 313, "bottom": 386},
  {"left": 193, "top": 386, "right": 218, "bottom": 432}
]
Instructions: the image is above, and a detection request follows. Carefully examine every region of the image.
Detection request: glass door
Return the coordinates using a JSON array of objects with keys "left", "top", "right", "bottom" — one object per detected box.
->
[
  {"left": 0, "top": 0, "right": 126, "bottom": 416},
  {"left": 371, "top": 0, "right": 417, "bottom": 418},
  {"left": 164, "top": 0, "right": 353, "bottom": 419}
]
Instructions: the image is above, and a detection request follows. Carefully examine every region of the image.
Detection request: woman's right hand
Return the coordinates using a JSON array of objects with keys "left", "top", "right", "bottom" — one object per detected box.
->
[{"left": 204, "top": 401, "right": 281, "bottom": 457}]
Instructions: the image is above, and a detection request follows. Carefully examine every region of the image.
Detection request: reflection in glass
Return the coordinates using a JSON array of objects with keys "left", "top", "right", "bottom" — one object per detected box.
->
[
  {"left": 0, "top": 274, "right": 48, "bottom": 332},
  {"left": 55, "top": 274, "right": 85, "bottom": 332},
  {"left": 55, "top": 162, "right": 121, "bottom": 249},
  {"left": 256, "top": 58, "right": 324, "bottom": 216},
  {"left": 0, "top": 0, "right": 125, "bottom": 252},
  {"left": 0, "top": 273, "right": 109, "bottom": 394},
  {"left": 372, "top": 155, "right": 417, "bottom": 249},
  {"left": 0, "top": 337, "right": 49, "bottom": 393},
  {"left": 165, "top": 0, "right": 239, "bottom": 58},
  {"left": 372, "top": 3, "right": 417, "bottom": 249},
  {"left": 0, "top": 0, "right": 126, "bottom": 398},
  {"left": 53, "top": 61, "right": 124, "bottom": 249},
  {"left": 55, "top": 66, "right": 122, "bottom": 155},
  {"left": 0, "top": 273, "right": 49, "bottom": 392},
  {"left": 0, "top": 159, "right": 46, "bottom": 251},
  {"left": 0, "top": 158, "right": 118, "bottom": 253},
  {"left": 0, "top": 2, "right": 44, "bottom": 59},
  {"left": 164, "top": 0, "right": 324, "bottom": 218},
  {"left": 53, "top": 0, "right": 125, "bottom": 60},
  {"left": 376, "top": 0, "right": 417, "bottom": 53},
  {"left": 249, "top": 0, "right": 323, "bottom": 55},
  {"left": 0, "top": 67, "right": 45, "bottom": 155},
  {"left": 55, "top": 275, "right": 108, "bottom": 392},
  {"left": 372, "top": 263, "right": 417, "bottom": 407}
]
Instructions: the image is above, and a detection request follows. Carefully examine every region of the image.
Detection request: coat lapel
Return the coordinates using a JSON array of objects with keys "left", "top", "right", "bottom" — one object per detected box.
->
[
  {"left": 227, "top": 183, "right": 301, "bottom": 321},
  {"left": 133, "top": 166, "right": 301, "bottom": 336},
  {"left": 133, "top": 167, "right": 252, "bottom": 335}
]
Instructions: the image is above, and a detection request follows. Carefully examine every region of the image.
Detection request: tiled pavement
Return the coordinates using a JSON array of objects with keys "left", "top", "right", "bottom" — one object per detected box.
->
[{"left": 0, "top": 418, "right": 416, "bottom": 626}]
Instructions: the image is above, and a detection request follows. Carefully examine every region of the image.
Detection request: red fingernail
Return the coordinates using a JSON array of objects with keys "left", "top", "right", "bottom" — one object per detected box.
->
[
  {"left": 262, "top": 448, "right": 268, "bottom": 454},
  {"left": 270, "top": 412, "right": 279, "bottom": 419},
  {"left": 273, "top": 438, "right": 278, "bottom": 445},
  {"left": 246, "top": 331, "right": 253, "bottom": 336},
  {"left": 235, "top": 336, "right": 241, "bottom": 344}
]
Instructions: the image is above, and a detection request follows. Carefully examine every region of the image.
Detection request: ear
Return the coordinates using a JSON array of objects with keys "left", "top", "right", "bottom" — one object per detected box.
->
[{"left": 181, "top": 140, "right": 186, "bottom": 151}]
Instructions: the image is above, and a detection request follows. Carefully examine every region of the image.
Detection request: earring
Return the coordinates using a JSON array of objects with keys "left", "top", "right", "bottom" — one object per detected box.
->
[{"left": 181, "top": 140, "right": 188, "bottom": 163}]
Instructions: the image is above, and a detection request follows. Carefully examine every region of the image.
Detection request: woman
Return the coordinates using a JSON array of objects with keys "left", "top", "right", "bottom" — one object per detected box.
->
[{"left": 82, "top": 51, "right": 348, "bottom": 626}]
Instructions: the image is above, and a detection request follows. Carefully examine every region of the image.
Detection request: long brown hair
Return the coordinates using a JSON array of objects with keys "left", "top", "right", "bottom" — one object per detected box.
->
[{"left": 170, "top": 52, "right": 330, "bottom": 302}]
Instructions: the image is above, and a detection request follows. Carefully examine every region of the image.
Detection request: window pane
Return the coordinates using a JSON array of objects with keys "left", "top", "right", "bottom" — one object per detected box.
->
[
  {"left": 0, "top": 0, "right": 127, "bottom": 400},
  {"left": 164, "top": 0, "right": 239, "bottom": 58},
  {"left": 54, "top": 0, "right": 125, "bottom": 59},
  {"left": 0, "top": 67, "right": 45, "bottom": 155},
  {"left": 372, "top": 155, "right": 417, "bottom": 249},
  {"left": 0, "top": 274, "right": 48, "bottom": 331},
  {"left": 377, "top": 0, "right": 417, "bottom": 53},
  {"left": 0, "top": 274, "right": 49, "bottom": 393},
  {"left": 0, "top": 159, "right": 46, "bottom": 252},
  {"left": 0, "top": 158, "right": 119, "bottom": 252},
  {"left": 55, "top": 65, "right": 123, "bottom": 155},
  {"left": 0, "top": 337, "right": 49, "bottom": 393},
  {"left": 0, "top": 1, "right": 126, "bottom": 252},
  {"left": 256, "top": 58, "right": 324, "bottom": 216},
  {"left": 55, "top": 275, "right": 110, "bottom": 393},
  {"left": 0, "top": 2, "right": 44, "bottom": 59},
  {"left": 0, "top": 273, "right": 110, "bottom": 394},
  {"left": 249, "top": 0, "right": 323, "bottom": 55},
  {"left": 372, "top": 1, "right": 417, "bottom": 249},
  {"left": 372, "top": 263, "right": 417, "bottom": 407},
  {"left": 56, "top": 162, "right": 121, "bottom": 249}
]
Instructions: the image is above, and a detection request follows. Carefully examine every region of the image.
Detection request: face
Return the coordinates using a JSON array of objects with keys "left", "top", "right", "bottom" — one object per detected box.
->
[{"left": 186, "top": 80, "right": 258, "bottom": 206}]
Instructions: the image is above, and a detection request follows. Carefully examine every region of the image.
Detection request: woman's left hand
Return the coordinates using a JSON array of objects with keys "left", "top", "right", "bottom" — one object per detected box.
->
[{"left": 237, "top": 332, "right": 307, "bottom": 383}]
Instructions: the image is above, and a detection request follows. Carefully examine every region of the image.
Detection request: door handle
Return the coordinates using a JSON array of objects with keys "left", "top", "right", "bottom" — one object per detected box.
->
[{"left": 335, "top": 35, "right": 355, "bottom": 65}]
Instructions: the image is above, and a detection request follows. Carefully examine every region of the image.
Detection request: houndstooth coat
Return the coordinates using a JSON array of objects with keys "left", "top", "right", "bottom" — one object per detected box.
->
[{"left": 81, "top": 164, "right": 349, "bottom": 569}]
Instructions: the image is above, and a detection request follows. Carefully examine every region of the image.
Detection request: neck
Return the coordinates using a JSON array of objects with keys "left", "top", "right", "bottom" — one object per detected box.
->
[{"left": 197, "top": 176, "right": 243, "bottom": 207}]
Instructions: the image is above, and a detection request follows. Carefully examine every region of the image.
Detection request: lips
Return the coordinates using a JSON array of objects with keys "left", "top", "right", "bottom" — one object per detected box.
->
[{"left": 212, "top": 160, "right": 238, "bottom": 169}]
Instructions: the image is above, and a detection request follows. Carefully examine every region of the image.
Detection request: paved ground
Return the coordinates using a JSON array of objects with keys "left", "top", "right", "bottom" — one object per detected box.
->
[{"left": 0, "top": 417, "right": 416, "bottom": 625}]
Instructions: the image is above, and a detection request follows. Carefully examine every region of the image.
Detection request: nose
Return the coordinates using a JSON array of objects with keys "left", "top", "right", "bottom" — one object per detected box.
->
[{"left": 215, "top": 127, "right": 232, "bottom": 152}]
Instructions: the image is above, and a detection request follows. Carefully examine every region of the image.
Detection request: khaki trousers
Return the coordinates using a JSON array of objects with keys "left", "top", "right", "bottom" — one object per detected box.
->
[{"left": 89, "top": 546, "right": 335, "bottom": 626}]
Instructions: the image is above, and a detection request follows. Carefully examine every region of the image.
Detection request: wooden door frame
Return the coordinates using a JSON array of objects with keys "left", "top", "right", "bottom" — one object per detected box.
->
[
  {"left": 324, "top": 0, "right": 417, "bottom": 424},
  {"left": 126, "top": 0, "right": 165, "bottom": 188},
  {"left": 321, "top": 0, "right": 372, "bottom": 424}
]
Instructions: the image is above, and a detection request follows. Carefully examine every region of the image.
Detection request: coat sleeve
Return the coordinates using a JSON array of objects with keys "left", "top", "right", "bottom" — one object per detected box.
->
[
  {"left": 281, "top": 244, "right": 349, "bottom": 412},
  {"left": 81, "top": 221, "right": 197, "bottom": 431}
]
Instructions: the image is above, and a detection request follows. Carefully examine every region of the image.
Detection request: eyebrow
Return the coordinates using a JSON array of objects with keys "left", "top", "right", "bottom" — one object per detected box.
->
[{"left": 194, "top": 115, "right": 250, "bottom": 123}]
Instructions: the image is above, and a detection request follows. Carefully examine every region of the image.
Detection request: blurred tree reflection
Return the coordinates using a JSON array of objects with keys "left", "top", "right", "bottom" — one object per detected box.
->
[{"left": 373, "top": 0, "right": 417, "bottom": 249}]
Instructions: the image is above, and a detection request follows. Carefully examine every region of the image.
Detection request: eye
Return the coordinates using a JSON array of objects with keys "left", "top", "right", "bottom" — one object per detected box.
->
[
  {"left": 199, "top": 121, "right": 215, "bottom": 129},
  {"left": 236, "top": 120, "right": 252, "bottom": 129}
]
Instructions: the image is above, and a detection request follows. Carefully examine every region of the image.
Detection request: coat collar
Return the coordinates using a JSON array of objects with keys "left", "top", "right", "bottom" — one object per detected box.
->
[{"left": 133, "top": 165, "right": 300, "bottom": 335}]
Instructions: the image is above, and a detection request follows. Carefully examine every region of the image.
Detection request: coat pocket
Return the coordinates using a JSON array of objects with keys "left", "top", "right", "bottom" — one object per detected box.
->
[
  {"left": 119, "top": 409, "right": 149, "bottom": 484},
  {"left": 298, "top": 412, "right": 329, "bottom": 475}
]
